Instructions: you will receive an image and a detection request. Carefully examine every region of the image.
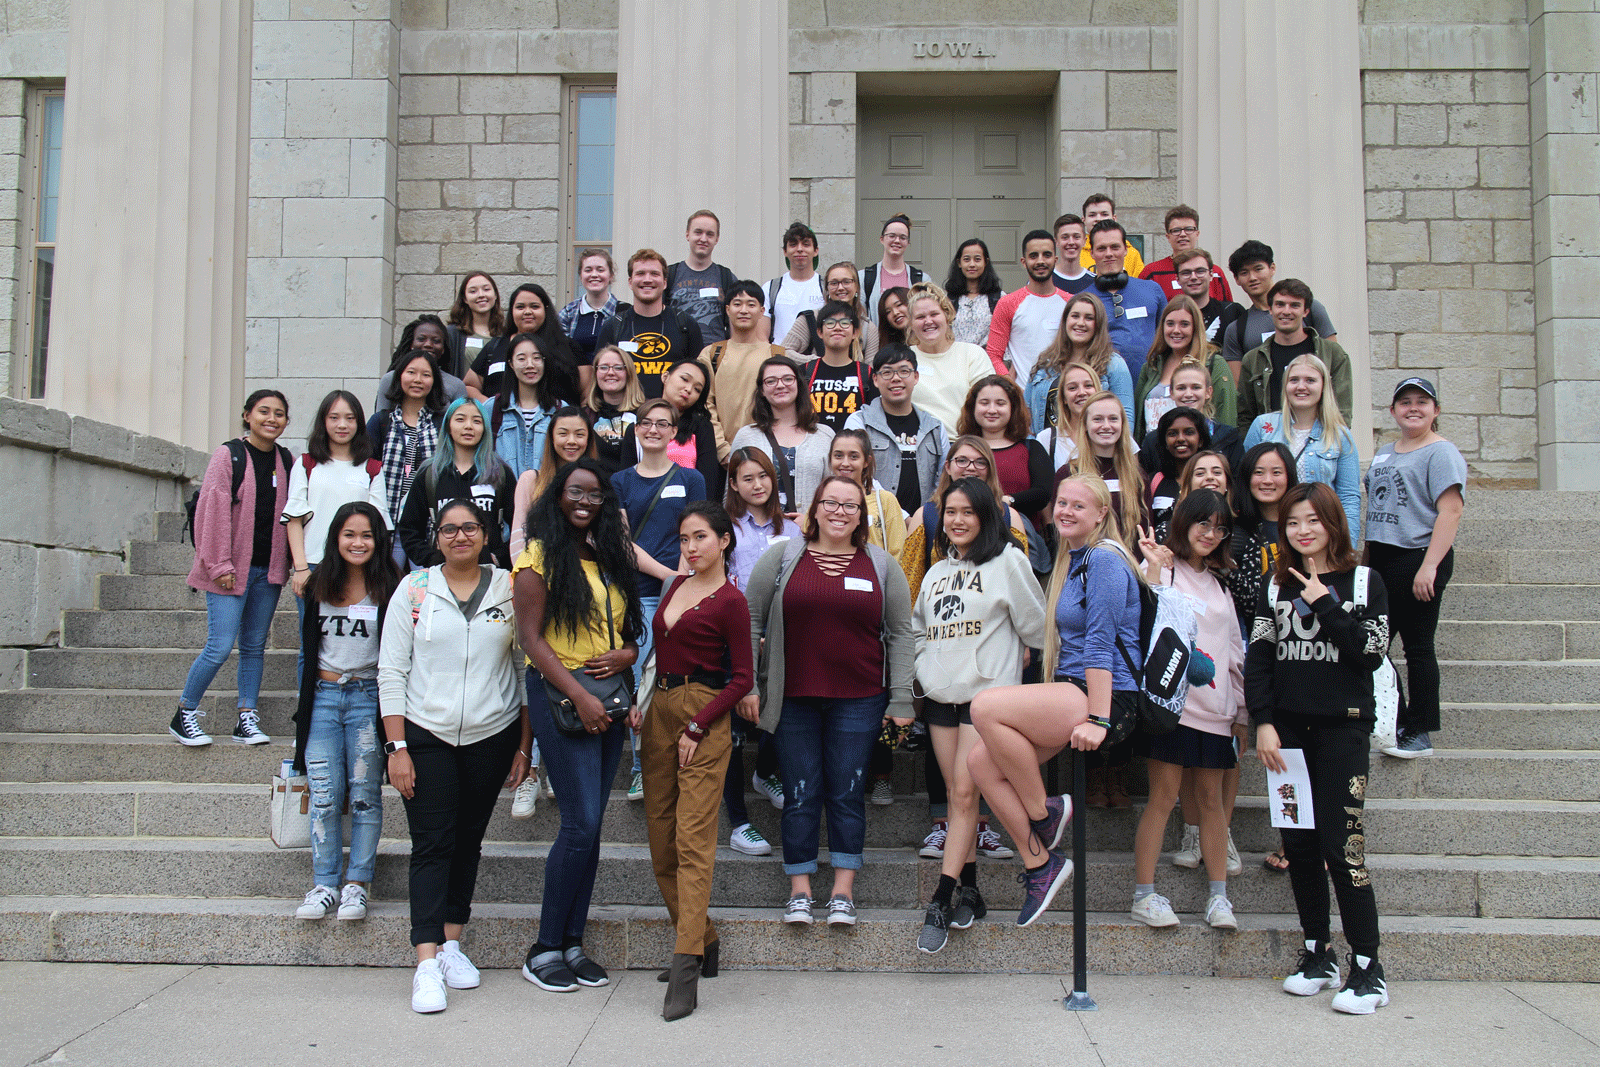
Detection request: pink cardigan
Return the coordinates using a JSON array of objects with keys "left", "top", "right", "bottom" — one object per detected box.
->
[{"left": 186, "top": 440, "right": 292, "bottom": 595}]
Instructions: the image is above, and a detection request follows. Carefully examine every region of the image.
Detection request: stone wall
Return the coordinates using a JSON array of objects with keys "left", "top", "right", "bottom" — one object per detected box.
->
[{"left": 0, "top": 397, "right": 206, "bottom": 688}]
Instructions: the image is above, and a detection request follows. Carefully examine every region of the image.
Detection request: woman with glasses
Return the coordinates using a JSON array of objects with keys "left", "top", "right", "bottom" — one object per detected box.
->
[
  {"left": 730, "top": 354, "right": 836, "bottom": 519},
  {"left": 781, "top": 262, "right": 880, "bottom": 362},
  {"left": 797, "top": 300, "right": 879, "bottom": 433},
  {"left": 620, "top": 358, "right": 724, "bottom": 501},
  {"left": 582, "top": 344, "right": 643, "bottom": 473},
  {"left": 744, "top": 476, "right": 915, "bottom": 928}
]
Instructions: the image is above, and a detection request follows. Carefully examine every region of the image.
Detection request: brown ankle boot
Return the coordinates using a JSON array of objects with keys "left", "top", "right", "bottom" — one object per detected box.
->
[
  {"left": 1107, "top": 766, "right": 1132, "bottom": 808},
  {"left": 1086, "top": 767, "right": 1108, "bottom": 808},
  {"left": 662, "top": 953, "right": 700, "bottom": 1021}
]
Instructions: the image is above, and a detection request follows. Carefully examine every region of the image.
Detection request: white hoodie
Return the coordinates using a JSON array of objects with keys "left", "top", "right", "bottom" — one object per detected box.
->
[
  {"left": 912, "top": 545, "right": 1050, "bottom": 704},
  {"left": 378, "top": 565, "right": 521, "bottom": 746}
]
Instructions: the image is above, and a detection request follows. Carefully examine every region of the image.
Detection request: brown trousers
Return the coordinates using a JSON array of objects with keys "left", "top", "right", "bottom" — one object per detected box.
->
[{"left": 642, "top": 681, "right": 733, "bottom": 955}]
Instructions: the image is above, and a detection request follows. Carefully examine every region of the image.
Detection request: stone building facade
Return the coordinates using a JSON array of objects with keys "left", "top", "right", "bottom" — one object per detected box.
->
[{"left": 0, "top": 1, "right": 1596, "bottom": 487}]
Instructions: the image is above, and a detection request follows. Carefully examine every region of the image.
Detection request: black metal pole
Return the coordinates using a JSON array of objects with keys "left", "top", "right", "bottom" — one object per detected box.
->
[{"left": 1063, "top": 748, "right": 1097, "bottom": 1011}]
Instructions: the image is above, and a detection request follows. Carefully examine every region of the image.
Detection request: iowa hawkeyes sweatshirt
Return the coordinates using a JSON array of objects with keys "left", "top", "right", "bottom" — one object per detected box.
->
[{"left": 912, "top": 544, "right": 1051, "bottom": 704}]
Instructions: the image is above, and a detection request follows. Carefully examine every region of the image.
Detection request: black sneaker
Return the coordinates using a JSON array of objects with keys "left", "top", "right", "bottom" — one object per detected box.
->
[
  {"left": 1332, "top": 956, "right": 1390, "bottom": 1014},
  {"left": 522, "top": 947, "right": 578, "bottom": 992},
  {"left": 231, "top": 710, "right": 270, "bottom": 745},
  {"left": 917, "top": 901, "right": 951, "bottom": 954},
  {"left": 168, "top": 707, "right": 212, "bottom": 746},
  {"left": 1282, "top": 943, "right": 1341, "bottom": 996},
  {"left": 563, "top": 945, "right": 609, "bottom": 987},
  {"left": 951, "top": 885, "right": 987, "bottom": 929}
]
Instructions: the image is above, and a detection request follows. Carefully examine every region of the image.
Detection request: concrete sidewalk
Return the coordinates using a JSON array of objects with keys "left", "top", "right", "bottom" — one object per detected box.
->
[{"left": 4, "top": 962, "right": 1597, "bottom": 1067}]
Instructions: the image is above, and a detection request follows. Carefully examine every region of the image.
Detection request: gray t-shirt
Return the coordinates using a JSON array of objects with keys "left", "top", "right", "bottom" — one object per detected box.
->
[
  {"left": 316, "top": 595, "right": 381, "bottom": 679},
  {"left": 668, "top": 262, "right": 731, "bottom": 344},
  {"left": 1221, "top": 300, "right": 1337, "bottom": 364},
  {"left": 1364, "top": 439, "right": 1467, "bottom": 550}
]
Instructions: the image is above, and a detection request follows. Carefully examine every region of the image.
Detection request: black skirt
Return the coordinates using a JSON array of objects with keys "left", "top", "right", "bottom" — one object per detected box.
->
[{"left": 1146, "top": 722, "right": 1238, "bottom": 770}]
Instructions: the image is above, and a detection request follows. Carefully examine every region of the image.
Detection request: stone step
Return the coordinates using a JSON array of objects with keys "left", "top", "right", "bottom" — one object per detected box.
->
[
  {"left": 1459, "top": 490, "right": 1600, "bottom": 519},
  {"left": 96, "top": 574, "right": 206, "bottom": 611},
  {"left": 3, "top": 782, "right": 1591, "bottom": 859},
  {"left": 25, "top": 647, "right": 299, "bottom": 690},
  {"left": 1453, "top": 520, "right": 1594, "bottom": 551},
  {"left": 5, "top": 896, "right": 1595, "bottom": 981},
  {"left": 1441, "top": 584, "right": 1600, "bottom": 622},
  {"left": 1449, "top": 549, "right": 1600, "bottom": 585},
  {"left": 127, "top": 541, "right": 196, "bottom": 576},
  {"left": 1238, "top": 747, "right": 1600, "bottom": 802},
  {"left": 61, "top": 609, "right": 301, "bottom": 650},
  {"left": 1438, "top": 703, "right": 1600, "bottom": 750},
  {"left": 1435, "top": 660, "right": 1600, "bottom": 704},
  {"left": 1430, "top": 620, "right": 1599, "bottom": 661},
  {"left": 2, "top": 837, "right": 1594, "bottom": 920},
  {"left": 0, "top": 690, "right": 300, "bottom": 734}
]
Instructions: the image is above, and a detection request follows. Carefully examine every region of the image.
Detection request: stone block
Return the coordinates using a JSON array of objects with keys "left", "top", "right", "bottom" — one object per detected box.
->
[
  {"left": 399, "top": 143, "right": 467, "bottom": 181},
  {"left": 0, "top": 649, "right": 21, "bottom": 690},
  {"left": 400, "top": 0, "right": 447, "bottom": 28},
  {"left": 1502, "top": 387, "right": 1537, "bottom": 416},
  {"left": 352, "top": 20, "right": 397, "bottom": 80},
  {"left": 469, "top": 142, "right": 558, "bottom": 179},
  {"left": 285, "top": 80, "right": 394, "bottom": 139},
  {"left": 1368, "top": 332, "right": 1397, "bottom": 369},
  {"left": 397, "top": 180, "right": 439, "bottom": 209},
  {"left": 1531, "top": 72, "right": 1598, "bottom": 140},
  {"left": 246, "top": 257, "right": 347, "bottom": 318},
  {"left": 251, "top": 79, "right": 286, "bottom": 139},
  {"left": 1366, "top": 190, "right": 1403, "bottom": 219},
  {"left": 248, "top": 138, "right": 349, "bottom": 198},
  {"left": 1364, "top": 103, "right": 1395, "bottom": 146},
  {"left": 398, "top": 116, "right": 431, "bottom": 143},
  {"left": 1106, "top": 71, "right": 1176, "bottom": 131},
  {"left": 344, "top": 257, "right": 389, "bottom": 317},
  {"left": 277, "top": 318, "right": 387, "bottom": 378},
  {"left": 1454, "top": 189, "right": 1531, "bottom": 219},
  {"left": 1368, "top": 264, "right": 1394, "bottom": 290},
  {"left": 459, "top": 74, "right": 560, "bottom": 115},
  {"left": 1437, "top": 367, "right": 1505, "bottom": 415},
  {"left": 1058, "top": 71, "right": 1106, "bottom": 131},
  {"left": 448, "top": 0, "right": 555, "bottom": 29},
  {"left": 512, "top": 179, "right": 558, "bottom": 209},
  {"left": 349, "top": 139, "right": 394, "bottom": 198},
  {"left": 1535, "top": 11, "right": 1600, "bottom": 78},
  {"left": 1396, "top": 263, "right": 1474, "bottom": 293},
  {"left": 1364, "top": 147, "right": 1477, "bottom": 190},
  {"left": 1535, "top": 254, "right": 1600, "bottom": 322},
  {"left": 789, "top": 124, "right": 854, "bottom": 179},
  {"left": 1441, "top": 289, "right": 1508, "bottom": 333},
  {"left": 1364, "top": 71, "right": 1473, "bottom": 105},
  {"left": 289, "top": 0, "right": 396, "bottom": 17},
  {"left": 1472, "top": 71, "right": 1530, "bottom": 104},
  {"left": 1545, "top": 195, "right": 1600, "bottom": 257},
  {"left": 281, "top": 198, "right": 391, "bottom": 257},
  {"left": 521, "top": 241, "right": 557, "bottom": 276},
  {"left": 477, "top": 208, "right": 556, "bottom": 243},
  {"left": 1395, "top": 104, "right": 1447, "bottom": 145},
  {"left": 501, "top": 114, "right": 558, "bottom": 142},
  {"left": 1368, "top": 289, "right": 1441, "bottom": 333},
  {"left": 245, "top": 318, "right": 279, "bottom": 378},
  {"left": 1059, "top": 130, "right": 1158, "bottom": 179},
  {"left": 429, "top": 115, "right": 485, "bottom": 144},
  {"left": 252, "top": 20, "right": 352, "bottom": 80},
  {"left": 255, "top": 0, "right": 289, "bottom": 15},
  {"left": 1399, "top": 332, "right": 1533, "bottom": 369},
  {"left": 247, "top": 198, "right": 282, "bottom": 258},
  {"left": 396, "top": 208, "right": 475, "bottom": 244},
  {"left": 1449, "top": 104, "right": 1530, "bottom": 146},
  {"left": 1496, "top": 218, "right": 1532, "bottom": 263},
  {"left": 442, "top": 179, "right": 511, "bottom": 208},
  {"left": 1367, "top": 221, "right": 1430, "bottom": 263},
  {"left": 394, "top": 244, "right": 439, "bottom": 274},
  {"left": 1508, "top": 290, "right": 1535, "bottom": 331},
  {"left": 1364, "top": 0, "right": 1523, "bottom": 23},
  {"left": 808, "top": 177, "right": 856, "bottom": 235},
  {"left": 440, "top": 242, "right": 521, "bottom": 274},
  {"left": 1475, "top": 263, "right": 1533, "bottom": 290},
  {"left": 1404, "top": 190, "right": 1455, "bottom": 219},
  {"left": 787, "top": 73, "right": 804, "bottom": 126},
  {"left": 1480, "top": 415, "right": 1539, "bottom": 462},
  {"left": 1430, "top": 220, "right": 1494, "bottom": 262},
  {"left": 807, "top": 72, "right": 855, "bottom": 126},
  {"left": 1535, "top": 133, "right": 1600, "bottom": 197},
  {"left": 0, "top": 396, "right": 70, "bottom": 450},
  {"left": 399, "top": 75, "right": 458, "bottom": 116}
]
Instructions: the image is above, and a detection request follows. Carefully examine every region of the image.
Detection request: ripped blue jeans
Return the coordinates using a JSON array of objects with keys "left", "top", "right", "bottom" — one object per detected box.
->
[
  {"left": 774, "top": 692, "right": 888, "bottom": 875},
  {"left": 305, "top": 678, "right": 383, "bottom": 888}
]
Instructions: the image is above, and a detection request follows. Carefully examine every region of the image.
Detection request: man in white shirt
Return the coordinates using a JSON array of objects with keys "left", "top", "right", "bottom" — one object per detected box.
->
[
  {"left": 763, "top": 221, "right": 824, "bottom": 343},
  {"left": 861, "top": 212, "right": 926, "bottom": 324},
  {"left": 986, "top": 229, "right": 1068, "bottom": 381},
  {"left": 1051, "top": 213, "right": 1094, "bottom": 295}
]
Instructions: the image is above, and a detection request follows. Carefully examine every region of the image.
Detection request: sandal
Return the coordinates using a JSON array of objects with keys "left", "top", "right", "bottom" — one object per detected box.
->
[{"left": 1263, "top": 850, "right": 1289, "bottom": 872}]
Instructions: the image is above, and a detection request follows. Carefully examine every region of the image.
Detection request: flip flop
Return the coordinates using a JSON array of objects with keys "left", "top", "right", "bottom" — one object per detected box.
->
[{"left": 1263, "top": 850, "right": 1290, "bottom": 872}]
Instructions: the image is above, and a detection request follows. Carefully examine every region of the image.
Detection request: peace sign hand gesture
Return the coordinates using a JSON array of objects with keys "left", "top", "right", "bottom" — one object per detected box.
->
[
  {"left": 1287, "top": 560, "right": 1329, "bottom": 603},
  {"left": 1136, "top": 525, "right": 1173, "bottom": 583}
]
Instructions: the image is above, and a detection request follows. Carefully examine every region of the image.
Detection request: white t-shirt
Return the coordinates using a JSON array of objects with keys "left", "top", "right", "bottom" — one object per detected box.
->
[
  {"left": 281, "top": 459, "right": 391, "bottom": 566},
  {"left": 766, "top": 273, "right": 824, "bottom": 345},
  {"left": 1004, "top": 290, "right": 1068, "bottom": 381}
]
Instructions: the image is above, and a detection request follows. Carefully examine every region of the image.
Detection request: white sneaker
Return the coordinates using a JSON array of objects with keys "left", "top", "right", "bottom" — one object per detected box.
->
[
  {"left": 752, "top": 771, "right": 784, "bottom": 810},
  {"left": 540, "top": 772, "right": 556, "bottom": 800},
  {"left": 511, "top": 776, "right": 538, "bottom": 819},
  {"left": 1131, "top": 892, "right": 1180, "bottom": 928},
  {"left": 1171, "top": 824, "right": 1201, "bottom": 868},
  {"left": 918, "top": 822, "right": 948, "bottom": 860},
  {"left": 437, "top": 939, "right": 481, "bottom": 989},
  {"left": 1204, "top": 894, "right": 1237, "bottom": 930},
  {"left": 335, "top": 882, "right": 367, "bottom": 921},
  {"left": 1226, "top": 831, "right": 1243, "bottom": 876},
  {"left": 729, "top": 823, "right": 772, "bottom": 855},
  {"left": 628, "top": 770, "right": 644, "bottom": 801},
  {"left": 412, "top": 958, "right": 447, "bottom": 1013},
  {"left": 295, "top": 885, "right": 338, "bottom": 920}
]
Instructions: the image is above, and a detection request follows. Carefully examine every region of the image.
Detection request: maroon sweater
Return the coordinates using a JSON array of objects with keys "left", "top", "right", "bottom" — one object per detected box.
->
[
  {"left": 652, "top": 576, "right": 755, "bottom": 733},
  {"left": 781, "top": 551, "right": 885, "bottom": 699}
]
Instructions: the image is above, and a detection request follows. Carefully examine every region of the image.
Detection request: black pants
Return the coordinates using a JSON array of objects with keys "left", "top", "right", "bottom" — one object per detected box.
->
[
  {"left": 400, "top": 717, "right": 520, "bottom": 947},
  {"left": 1368, "top": 543, "right": 1452, "bottom": 734},
  {"left": 723, "top": 716, "right": 779, "bottom": 826},
  {"left": 1272, "top": 711, "right": 1380, "bottom": 958}
]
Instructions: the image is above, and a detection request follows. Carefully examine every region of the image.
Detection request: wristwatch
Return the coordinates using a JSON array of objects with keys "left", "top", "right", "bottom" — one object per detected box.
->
[
  {"left": 384, "top": 740, "right": 407, "bottom": 755},
  {"left": 684, "top": 721, "right": 706, "bottom": 740}
]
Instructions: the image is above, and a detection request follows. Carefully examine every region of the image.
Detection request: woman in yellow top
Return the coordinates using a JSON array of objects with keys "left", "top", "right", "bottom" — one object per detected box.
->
[
  {"left": 512, "top": 457, "right": 644, "bottom": 995},
  {"left": 826, "top": 428, "right": 905, "bottom": 560}
]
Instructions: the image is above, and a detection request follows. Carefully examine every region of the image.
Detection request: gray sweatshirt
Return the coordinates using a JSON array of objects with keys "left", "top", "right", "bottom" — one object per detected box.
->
[{"left": 912, "top": 545, "right": 1050, "bottom": 704}]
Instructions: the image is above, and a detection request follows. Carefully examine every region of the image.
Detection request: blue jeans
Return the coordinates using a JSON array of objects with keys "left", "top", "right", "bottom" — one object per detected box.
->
[
  {"left": 774, "top": 692, "right": 888, "bottom": 875},
  {"left": 304, "top": 679, "right": 383, "bottom": 887},
  {"left": 526, "top": 666, "right": 626, "bottom": 946},
  {"left": 180, "top": 565, "right": 282, "bottom": 710}
]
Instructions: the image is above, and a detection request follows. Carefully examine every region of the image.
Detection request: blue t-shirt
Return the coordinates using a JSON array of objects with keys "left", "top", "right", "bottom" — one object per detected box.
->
[
  {"left": 611, "top": 464, "right": 707, "bottom": 598},
  {"left": 1054, "top": 543, "right": 1142, "bottom": 690},
  {"left": 1090, "top": 276, "right": 1167, "bottom": 386}
]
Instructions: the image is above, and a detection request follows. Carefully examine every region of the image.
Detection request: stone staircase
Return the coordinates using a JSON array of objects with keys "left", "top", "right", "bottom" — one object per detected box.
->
[{"left": 1, "top": 495, "right": 1596, "bottom": 981}]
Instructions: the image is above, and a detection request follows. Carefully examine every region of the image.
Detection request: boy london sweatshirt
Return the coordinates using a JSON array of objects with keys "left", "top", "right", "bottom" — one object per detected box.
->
[
  {"left": 1243, "top": 566, "right": 1390, "bottom": 726},
  {"left": 912, "top": 545, "right": 1050, "bottom": 704}
]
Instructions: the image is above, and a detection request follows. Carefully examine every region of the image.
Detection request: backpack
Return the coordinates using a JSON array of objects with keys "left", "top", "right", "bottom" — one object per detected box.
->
[
  {"left": 184, "top": 440, "right": 291, "bottom": 545},
  {"left": 300, "top": 453, "right": 383, "bottom": 482},
  {"left": 1076, "top": 541, "right": 1196, "bottom": 736},
  {"left": 1266, "top": 566, "right": 1399, "bottom": 751}
]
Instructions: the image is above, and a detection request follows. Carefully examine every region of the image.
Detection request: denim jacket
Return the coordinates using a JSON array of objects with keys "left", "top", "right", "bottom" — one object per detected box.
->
[
  {"left": 493, "top": 400, "right": 555, "bottom": 479},
  {"left": 1024, "top": 359, "right": 1134, "bottom": 434},
  {"left": 1242, "top": 414, "right": 1363, "bottom": 542}
]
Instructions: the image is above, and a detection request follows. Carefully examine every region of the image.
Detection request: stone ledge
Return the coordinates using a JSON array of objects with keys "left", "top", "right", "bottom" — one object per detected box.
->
[{"left": 0, "top": 397, "right": 209, "bottom": 483}]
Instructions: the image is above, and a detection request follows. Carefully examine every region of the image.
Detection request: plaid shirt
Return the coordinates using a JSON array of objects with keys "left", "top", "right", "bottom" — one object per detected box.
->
[{"left": 379, "top": 409, "right": 439, "bottom": 525}]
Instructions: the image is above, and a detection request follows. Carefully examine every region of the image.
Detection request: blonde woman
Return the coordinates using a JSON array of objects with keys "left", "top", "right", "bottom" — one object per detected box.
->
[
  {"left": 582, "top": 344, "right": 644, "bottom": 472},
  {"left": 906, "top": 282, "right": 995, "bottom": 435},
  {"left": 1133, "top": 295, "right": 1238, "bottom": 439},
  {"left": 1241, "top": 352, "right": 1362, "bottom": 540},
  {"left": 1068, "top": 391, "right": 1148, "bottom": 557},
  {"left": 1025, "top": 293, "right": 1133, "bottom": 432},
  {"left": 1035, "top": 361, "right": 1100, "bottom": 469}
]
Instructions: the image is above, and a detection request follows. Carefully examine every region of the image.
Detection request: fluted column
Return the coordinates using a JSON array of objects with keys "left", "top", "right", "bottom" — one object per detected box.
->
[
  {"left": 45, "top": 0, "right": 250, "bottom": 451},
  {"left": 1179, "top": 0, "right": 1372, "bottom": 452},
  {"left": 613, "top": 0, "right": 788, "bottom": 280}
]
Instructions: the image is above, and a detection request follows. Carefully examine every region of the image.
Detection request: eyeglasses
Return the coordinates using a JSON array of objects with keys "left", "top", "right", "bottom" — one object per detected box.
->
[
  {"left": 1110, "top": 292, "right": 1125, "bottom": 318},
  {"left": 637, "top": 418, "right": 676, "bottom": 431},
  {"left": 950, "top": 456, "right": 989, "bottom": 471},
  {"left": 875, "top": 366, "right": 915, "bottom": 380},
  {"left": 1176, "top": 268, "right": 1211, "bottom": 279},
  {"left": 761, "top": 375, "right": 798, "bottom": 388},
  {"left": 438, "top": 522, "right": 483, "bottom": 540},
  {"left": 563, "top": 487, "right": 605, "bottom": 506},
  {"left": 514, "top": 354, "right": 544, "bottom": 364},
  {"left": 819, "top": 499, "right": 862, "bottom": 515},
  {"left": 595, "top": 362, "right": 627, "bottom": 374},
  {"left": 825, "top": 278, "right": 854, "bottom": 289},
  {"left": 1193, "top": 519, "right": 1230, "bottom": 536},
  {"left": 820, "top": 318, "right": 854, "bottom": 330},
  {"left": 1166, "top": 225, "right": 1199, "bottom": 236}
]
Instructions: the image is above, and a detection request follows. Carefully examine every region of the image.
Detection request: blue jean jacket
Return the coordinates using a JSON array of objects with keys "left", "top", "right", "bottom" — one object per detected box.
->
[
  {"left": 493, "top": 401, "right": 555, "bottom": 479},
  {"left": 1242, "top": 414, "right": 1363, "bottom": 542},
  {"left": 1024, "top": 359, "right": 1134, "bottom": 434}
]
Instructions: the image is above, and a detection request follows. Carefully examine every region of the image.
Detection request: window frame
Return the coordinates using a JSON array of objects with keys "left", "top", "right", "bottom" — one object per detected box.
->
[
  {"left": 18, "top": 85, "right": 64, "bottom": 399},
  {"left": 562, "top": 81, "right": 617, "bottom": 305}
]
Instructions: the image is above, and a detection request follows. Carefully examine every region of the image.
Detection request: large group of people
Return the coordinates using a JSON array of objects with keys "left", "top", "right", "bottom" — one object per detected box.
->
[{"left": 173, "top": 200, "right": 1468, "bottom": 1021}]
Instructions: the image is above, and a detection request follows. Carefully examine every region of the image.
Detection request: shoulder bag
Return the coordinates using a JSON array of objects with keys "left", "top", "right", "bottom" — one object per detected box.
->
[{"left": 543, "top": 575, "right": 634, "bottom": 737}]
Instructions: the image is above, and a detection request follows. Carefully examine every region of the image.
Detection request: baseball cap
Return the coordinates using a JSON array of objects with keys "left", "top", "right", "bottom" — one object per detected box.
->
[{"left": 1392, "top": 376, "right": 1438, "bottom": 403}]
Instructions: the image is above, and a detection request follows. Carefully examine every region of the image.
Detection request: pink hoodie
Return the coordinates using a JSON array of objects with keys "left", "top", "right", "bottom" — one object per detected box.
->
[{"left": 186, "top": 440, "right": 291, "bottom": 595}]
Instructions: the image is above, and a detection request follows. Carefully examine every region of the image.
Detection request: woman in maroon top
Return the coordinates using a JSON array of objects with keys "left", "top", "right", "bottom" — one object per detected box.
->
[
  {"left": 744, "top": 476, "right": 915, "bottom": 929},
  {"left": 957, "top": 374, "right": 1052, "bottom": 522},
  {"left": 643, "top": 501, "right": 753, "bottom": 1020}
]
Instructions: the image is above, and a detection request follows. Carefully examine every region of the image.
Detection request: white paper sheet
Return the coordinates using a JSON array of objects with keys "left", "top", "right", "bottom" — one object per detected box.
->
[{"left": 1267, "top": 748, "right": 1315, "bottom": 830}]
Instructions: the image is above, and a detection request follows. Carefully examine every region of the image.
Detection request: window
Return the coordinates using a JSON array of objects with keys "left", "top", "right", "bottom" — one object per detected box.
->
[
  {"left": 564, "top": 85, "right": 615, "bottom": 299},
  {"left": 24, "top": 90, "right": 63, "bottom": 398}
]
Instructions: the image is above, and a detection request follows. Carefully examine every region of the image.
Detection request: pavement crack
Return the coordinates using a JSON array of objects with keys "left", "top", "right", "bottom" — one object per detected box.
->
[
  {"left": 1060, "top": 978, "right": 1107, "bottom": 1066},
  {"left": 27, "top": 964, "right": 203, "bottom": 1065},
  {"left": 565, "top": 976, "right": 622, "bottom": 1065},
  {"left": 1503, "top": 985, "right": 1598, "bottom": 1047}
]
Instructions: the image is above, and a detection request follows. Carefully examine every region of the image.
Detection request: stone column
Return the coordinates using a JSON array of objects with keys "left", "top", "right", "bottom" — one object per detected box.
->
[
  {"left": 44, "top": 0, "right": 251, "bottom": 451},
  {"left": 613, "top": 0, "right": 788, "bottom": 281},
  {"left": 1177, "top": 0, "right": 1372, "bottom": 452},
  {"left": 1530, "top": 6, "right": 1600, "bottom": 488}
]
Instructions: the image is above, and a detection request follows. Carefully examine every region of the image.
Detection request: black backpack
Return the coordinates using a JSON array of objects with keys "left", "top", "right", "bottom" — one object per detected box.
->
[{"left": 183, "top": 440, "right": 291, "bottom": 545}]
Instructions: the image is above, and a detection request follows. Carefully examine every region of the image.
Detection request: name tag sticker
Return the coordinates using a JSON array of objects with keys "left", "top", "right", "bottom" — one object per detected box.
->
[
  {"left": 699, "top": 287, "right": 720, "bottom": 298},
  {"left": 1261, "top": 331, "right": 1274, "bottom": 343},
  {"left": 618, "top": 341, "right": 640, "bottom": 354},
  {"left": 661, "top": 484, "right": 687, "bottom": 499},
  {"left": 843, "top": 577, "right": 874, "bottom": 592},
  {"left": 349, "top": 604, "right": 378, "bottom": 622},
  {"left": 486, "top": 361, "right": 505, "bottom": 378},
  {"left": 1126, "top": 305, "right": 1148, "bottom": 319},
  {"left": 1370, "top": 453, "right": 1392, "bottom": 465},
  {"left": 465, "top": 337, "right": 485, "bottom": 350}
]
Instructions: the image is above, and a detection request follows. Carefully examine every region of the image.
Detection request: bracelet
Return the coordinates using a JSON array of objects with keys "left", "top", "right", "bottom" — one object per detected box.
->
[
  {"left": 1088, "top": 716, "right": 1112, "bottom": 729},
  {"left": 518, "top": 750, "right": 532, "bottom": 759}
]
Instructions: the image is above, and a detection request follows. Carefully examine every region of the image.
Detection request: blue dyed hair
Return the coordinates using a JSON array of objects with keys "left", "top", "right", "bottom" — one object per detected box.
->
[{"left": 430, "top": 397, "right": 507, "bottom": 488}]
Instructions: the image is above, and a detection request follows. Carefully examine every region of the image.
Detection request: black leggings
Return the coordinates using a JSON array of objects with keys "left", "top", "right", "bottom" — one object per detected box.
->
[
  {"left": 1367, "top": 543, "right": 1452, "bottom": 734},
  {"left": 1271, "top": 711, "right": 1380, "bottom": 958},
  {"left": 723, "top": 717, "right": 779, "bottom": 827}
]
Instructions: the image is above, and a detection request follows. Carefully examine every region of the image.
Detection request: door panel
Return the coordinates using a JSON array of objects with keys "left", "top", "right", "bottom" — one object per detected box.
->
[
  {"left": 857, "top": 198, "right": 948, "bottom": 281},
  {"left": 950, "top": 100, "right": 1048, "bottom": 202},
  {"left": 956, "top": 199, "right": 1046, "bottom": 294},
  {"left": 856, "top": 109, "right": 953, "bottom": 201}
]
